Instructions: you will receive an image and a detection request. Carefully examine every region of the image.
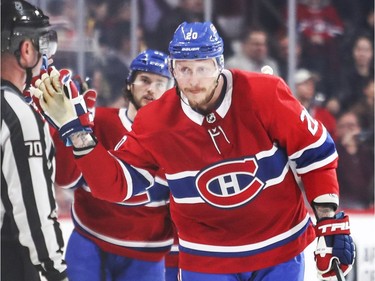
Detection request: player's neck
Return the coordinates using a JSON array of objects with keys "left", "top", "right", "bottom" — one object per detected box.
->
[{"left": 127, "top": 102, "right": 137, "bottom": 122}]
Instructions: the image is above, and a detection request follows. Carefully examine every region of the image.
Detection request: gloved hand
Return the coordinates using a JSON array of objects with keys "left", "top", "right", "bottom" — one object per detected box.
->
[
  {"left": 32, "top": 66, "right": 94, "bottom": 146},
  {"left": 72, "top": 74, "right": 97, "bottom": 122},
  {"left": 57, "top": 69, "right": 97, "bottom": 129},
  {"left": 314, "top": 211, "right": 355, "bottom": 280}
]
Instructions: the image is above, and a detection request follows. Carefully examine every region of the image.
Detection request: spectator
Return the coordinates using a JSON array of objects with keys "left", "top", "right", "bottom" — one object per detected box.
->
[
  {"left": 249, "top": 0, "right": 288, "bottom": 37},
  {"left": 351, "top": 77, "right": 374, "bottom": 148},
  {"left": 293, "top": 0, "right": 344, "bottom": 98},
  {"left": 339, "top": 34, "right": 374, "bottom": 112},
  {"left": 93, "top": 22, "right": 131, "bottom": 108},
  {"left": 214, "top": 0, "right": 246, "bottom": 41},
  {"left": 274, "top": 32, "right": 306, "bottom": 82},
  {"left": 226, "top": 26, "right": 280, "bottom": 75},
  {"left": 335, "top": 111, "right": 374, "bottom": 210},
  {"left": 294, "top": 68, "right": 337, "bottom": 139}
]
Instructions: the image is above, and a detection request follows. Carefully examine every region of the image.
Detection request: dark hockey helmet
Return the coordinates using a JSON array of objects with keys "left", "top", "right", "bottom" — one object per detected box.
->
[
  {"left": 1, "top": 0, "right": 57, "bottom": 57},
  {"left": 168, "top": 21, "right": 224, "bottom": 70},
  {"left": 126, "top": 49, "right": 171, "bottom": 83}
]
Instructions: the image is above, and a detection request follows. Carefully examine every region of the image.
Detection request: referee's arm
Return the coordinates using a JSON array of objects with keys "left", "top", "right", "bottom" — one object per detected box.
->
[{"left": 1, "top": 91, "right": 68, "bottom": 281}]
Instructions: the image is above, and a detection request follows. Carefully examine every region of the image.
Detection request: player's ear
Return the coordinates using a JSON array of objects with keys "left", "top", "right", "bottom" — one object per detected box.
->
[{"left": 19, "top": 40, "right": 38, "bottom": 67}]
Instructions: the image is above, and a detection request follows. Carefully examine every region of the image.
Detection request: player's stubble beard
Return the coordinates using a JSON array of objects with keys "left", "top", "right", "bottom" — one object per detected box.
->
[
  {"left": 128, "top": 86, "right": 151, "bottom": 111},
  {"left": 177, "top": 75, "right": 220, "bottom": 114}
]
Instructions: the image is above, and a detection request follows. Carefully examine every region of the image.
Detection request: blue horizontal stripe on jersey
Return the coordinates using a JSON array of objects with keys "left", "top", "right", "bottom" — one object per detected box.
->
[
  {"left": 293, "top": 133, "right": 336, "bottom": 170},
  {"left": 168, "top": 176, "right": 199, "bottom": 199},
  {"left": 145, "top": 181, "right": 170, "bottom": 202},
  {"left": 255, "top": 146, "right": 288, "bottom": 184}
]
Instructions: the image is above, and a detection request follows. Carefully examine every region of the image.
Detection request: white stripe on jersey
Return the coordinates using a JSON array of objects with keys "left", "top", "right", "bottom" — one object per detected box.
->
[
  {"left": 72, "top": 206, "right": 174, "bottom": 248},
  {"left": 118, "top": 108, "right": 133, "bottom": 132},
  {"left": 264, "top": 163, "right": 290, "bottom": 188},
  {"left": 108, "top": 151, "right": 155, "bottom": 201},
  {"left": 165, "top": 170, "right": 199, "bottom": 180},
  {"left": 256, "top": 145, "right": 278, "bottom": 159},
  {"left": 289, "top": 126, "right": 328, "bottom": 160},
  {"left": 166, "top": 171, "right": 205, "bottom": 204},
  {"left": 173, "top": 197, "right": 205, "bottom": 204},
  {"left": 296, "top": 151, "right": 338, "bottom": 174},
  {"left": 179, "top": 213, "right": 310, "bottom": 253}
]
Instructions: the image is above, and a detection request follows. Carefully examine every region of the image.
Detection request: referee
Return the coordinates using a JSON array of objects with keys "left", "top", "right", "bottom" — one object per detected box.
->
[{"left": 1, "top": 1, "right": 68, "bottom": 281}]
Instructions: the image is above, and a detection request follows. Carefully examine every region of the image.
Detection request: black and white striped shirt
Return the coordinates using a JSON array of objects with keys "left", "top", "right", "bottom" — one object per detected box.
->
[{"left": 1, "top": 80, "right": 67, "bottom": 281}]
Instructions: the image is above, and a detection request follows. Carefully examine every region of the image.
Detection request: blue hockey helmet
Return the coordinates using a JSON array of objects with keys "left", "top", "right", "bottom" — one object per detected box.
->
[
  {"left": 168, "top": 21, "right": 224, "bottom": 69},
  {"left": 127, "top": 49, "right": 171, "bottom": 83}
]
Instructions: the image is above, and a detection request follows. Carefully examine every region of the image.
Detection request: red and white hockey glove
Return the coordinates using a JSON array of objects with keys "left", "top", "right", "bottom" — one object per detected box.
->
[
  {"left": 54, "top": 68, "right": 97, "bottom": 129},
  {"left": 314, "top": 211, "right": 355, "bottom": 280},
  {"left": 32, "top": 66, "right": 97, "bottom": 146},
  {"left": 72, "top": 74, "right": 97, "bottom": 122}
]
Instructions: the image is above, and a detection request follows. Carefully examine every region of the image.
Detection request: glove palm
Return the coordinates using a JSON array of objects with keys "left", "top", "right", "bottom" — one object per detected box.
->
[{"left": 32, "top": 67, "right": 96, "bottom": 145}]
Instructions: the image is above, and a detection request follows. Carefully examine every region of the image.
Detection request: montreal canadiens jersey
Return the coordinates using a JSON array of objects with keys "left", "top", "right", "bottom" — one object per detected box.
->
[
  {"left": 76, "top": 69, "right": 339, "bottom": 273},
  {"left": 54, "top": 107, "right": 174, "bottom": 261}
]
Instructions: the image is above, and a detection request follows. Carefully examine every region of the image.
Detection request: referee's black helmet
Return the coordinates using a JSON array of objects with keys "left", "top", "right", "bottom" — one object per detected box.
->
[{"left": 1, "top": 0, "right": 57, "bottom": 57}]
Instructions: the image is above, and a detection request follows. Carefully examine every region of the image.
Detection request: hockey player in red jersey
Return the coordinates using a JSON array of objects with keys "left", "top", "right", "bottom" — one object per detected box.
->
[
  {"left": 51, "top": 50, "right": 178, "bottom": 281},
  {"left": 35, "top": 22, "right": 355, "bottom": 281}
]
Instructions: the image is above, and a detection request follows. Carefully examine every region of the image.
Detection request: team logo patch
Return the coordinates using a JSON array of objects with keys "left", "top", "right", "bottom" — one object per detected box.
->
[{"left": 195, "top": 157, "right": 264, "bottom": 208}]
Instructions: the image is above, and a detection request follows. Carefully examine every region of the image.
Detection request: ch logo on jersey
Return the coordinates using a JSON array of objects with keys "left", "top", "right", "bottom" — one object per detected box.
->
[{"left": 195, "top": 158, "right": 264, "bottom": 208}]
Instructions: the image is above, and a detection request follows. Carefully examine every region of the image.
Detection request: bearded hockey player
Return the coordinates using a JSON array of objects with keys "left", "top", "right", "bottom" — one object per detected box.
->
[{"left": 34, "top": 21, "right": 355, "bottom": 281}]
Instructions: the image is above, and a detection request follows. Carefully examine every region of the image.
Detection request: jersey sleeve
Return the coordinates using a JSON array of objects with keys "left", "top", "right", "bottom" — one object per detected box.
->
[
  {"left": 253, "top": 77, "right": 339, "bottom": 205},
  {"left": 74, "top": 129, "right": 158, "bottom": 203},
  {"left": 52, "top": 128, "right": 84, "bottom": 189}
]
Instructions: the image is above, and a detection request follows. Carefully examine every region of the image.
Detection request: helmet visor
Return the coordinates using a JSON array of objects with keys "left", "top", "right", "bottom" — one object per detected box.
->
[
  {"left": 37, "top": 29, "right": 58, "bottom": 57},
  {"left": 132, "top": 78, "right": 169, "bottom": 92},
  {"left": 172, "top": 58, "right": 220, "bottom": 80}
]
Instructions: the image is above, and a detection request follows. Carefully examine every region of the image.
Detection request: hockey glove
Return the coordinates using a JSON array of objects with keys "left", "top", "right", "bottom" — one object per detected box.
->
[
  {"left": 314, "top": 211, "right": 355, "bottom": 280},
  {"left": 72, "top": 74, "right": 97, "bottom": 121},
  {"left": 54, "top": 68, "right": 96, "bottom": 129},
  {"left": 32, "top": 66, "right": 95, "bottom": 146}
]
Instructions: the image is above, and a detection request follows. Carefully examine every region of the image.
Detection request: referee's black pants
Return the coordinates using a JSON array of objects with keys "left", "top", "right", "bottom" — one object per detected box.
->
[{"left": 1, "top": 239, "right": 41, "bottom": 281}]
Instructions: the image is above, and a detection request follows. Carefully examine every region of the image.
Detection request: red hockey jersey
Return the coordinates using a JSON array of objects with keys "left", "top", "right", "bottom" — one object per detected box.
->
[
  {"left": 75, "top": 69, "right": 339, "bottom": 273},
  {"left": 54, "top": 107, "right": 174, "bottom": 261}
]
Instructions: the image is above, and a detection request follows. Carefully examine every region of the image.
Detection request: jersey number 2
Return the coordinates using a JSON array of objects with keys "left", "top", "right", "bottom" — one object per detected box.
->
[{"left": 300, "top": 108, "right": 318, "bottom": 135}]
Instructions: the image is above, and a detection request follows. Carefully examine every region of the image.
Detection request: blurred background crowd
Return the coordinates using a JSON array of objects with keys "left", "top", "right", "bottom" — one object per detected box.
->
[{"left": 30, "top": 0, "right": 374, "bottom": 213}]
